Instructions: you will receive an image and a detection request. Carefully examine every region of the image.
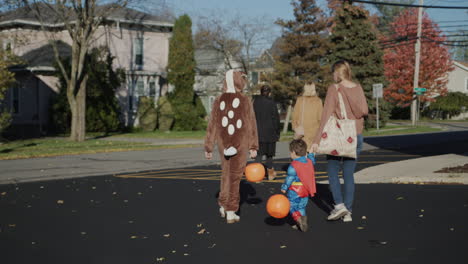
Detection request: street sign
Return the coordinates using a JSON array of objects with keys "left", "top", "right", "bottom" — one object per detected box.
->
[
  {"left": 372, "top": 83, "right": 383, "bottom": 130},
  {"left": 373, "top": 83, "right": 383, "bottom": 99},
  {"left": 414, "top": 87, "right": 426, "bottom": 92}
]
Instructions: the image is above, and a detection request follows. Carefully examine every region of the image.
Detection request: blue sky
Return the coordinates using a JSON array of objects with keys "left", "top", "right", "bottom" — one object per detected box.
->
[
  {"left": 167, "top": 0, "right": 467, "bottom": 31},
  {"left": 165, "top": 0, "right": 467, "bottom": 53}
]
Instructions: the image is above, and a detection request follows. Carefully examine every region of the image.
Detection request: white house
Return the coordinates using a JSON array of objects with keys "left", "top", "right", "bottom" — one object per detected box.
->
[{"left": 447, "top": 61, "right": 468, "bottom": 95}]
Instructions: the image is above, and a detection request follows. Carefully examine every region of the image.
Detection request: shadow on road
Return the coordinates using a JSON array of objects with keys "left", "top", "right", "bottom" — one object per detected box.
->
[{"left": 364, "top": 130, "right": 468, "bottom": 157}]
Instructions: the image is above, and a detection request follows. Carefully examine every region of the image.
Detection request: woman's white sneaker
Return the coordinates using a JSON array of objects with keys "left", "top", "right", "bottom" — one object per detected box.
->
[
  {"left": 327, "top": 204, "right": 349, "bottom": 221},
  {"left": 343, "top": 212, "right": 352, "bottom": 222}
]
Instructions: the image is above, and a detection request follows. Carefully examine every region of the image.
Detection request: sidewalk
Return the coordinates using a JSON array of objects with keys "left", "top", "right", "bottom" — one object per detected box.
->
[{"left": 1, "top": 130, "right": 467, "bottom": 185}]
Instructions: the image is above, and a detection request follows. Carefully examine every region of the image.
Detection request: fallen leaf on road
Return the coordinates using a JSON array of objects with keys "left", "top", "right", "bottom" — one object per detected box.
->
[
  {"left": 112, "top": 192, "right": 117, "bottom": 195},
  {"left": 9, "top": 224, "right": 16, "bottom": 227},
  {"left": 130, "top": 235, "right": 138, "bottom": 239},
  {"left": 183, "top": 253, "right": 189, "bottom": 256},
  {"left": 184, "top": 244, "right": 188, "bottom": 247},
  {"left": 163, "top": 234, "right": 170, "bottom": 237},
  {"left": 208, "top": 244, "right": 216, "bottom": 249},
  {"left": 1, "top": 192, "right": 6, "bottom": 196},
  {"left": 92, "top": 186, "right": 96, "bottom": 190},
  {"left": 280, "top": 245, "right": 287, "bottom": 248},
  {"left": 357, "top": 227, "right": 365, "bottom": 230},
  {"left": 418, "top": 214, "right": 423, "bottom": 218},
  {"left": 396, "top": 196, "right": 404, "bottom": 200},
  {"left": 57, "top": 200, "right": 64, "bottom": 204},
  {"left": 197, "top": 229, "right": 206, "bottom": 234},
  {"left": 81, "top": 232, "right": 87, "bottom": 235},
  {"left": 156, "top": 257, "right": 165, "bottom": 262},
  {"left": 420, "top": 209, "right": 425, "bottom": 212},
  {"left": 171, "top": 250, "right": 176, "bottom": 253}
]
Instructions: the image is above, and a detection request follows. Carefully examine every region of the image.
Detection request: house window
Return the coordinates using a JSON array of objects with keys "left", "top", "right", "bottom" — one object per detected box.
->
[
  {"left": 2, "top": 39, "right": 13, "bottom": 51},
  {"left": 251, "top": 71, "right": 259, "bottom": 85},
  {"left": 136, "top": 78, "right": 145, "bottom": 96},
  {"left": 149, "top": 80, "right": 156, "bottom": 97},
  {"left": 134, "top": 38, "right": 143, "bottom": 68},
  {"left": 11, "top": 84, "right": 19, "bottom": 114}
]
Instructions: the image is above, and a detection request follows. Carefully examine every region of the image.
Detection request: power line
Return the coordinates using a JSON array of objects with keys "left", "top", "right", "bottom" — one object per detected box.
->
[{"left": 350, "top": 0, "right": 468, "bottom": 9}]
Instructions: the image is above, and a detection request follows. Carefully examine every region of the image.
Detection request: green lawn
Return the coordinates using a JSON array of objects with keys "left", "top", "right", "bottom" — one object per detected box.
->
[
  {"left": 363, "top": 125, "right": 441, "bottom": 136},
  {"left": 109, "top": 130, "right": 207, "bottom": 139},
  {"left": 0, "top": 138, "right": 185, "bottom": 160},
  {"left": 0, "top": 124, "right": 443, "bottom": 160}
]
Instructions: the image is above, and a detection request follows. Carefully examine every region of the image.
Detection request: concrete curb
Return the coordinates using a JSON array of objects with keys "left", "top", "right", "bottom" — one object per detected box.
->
[{"left": 355, "top": 154, "right": 468, "bottom": 185}]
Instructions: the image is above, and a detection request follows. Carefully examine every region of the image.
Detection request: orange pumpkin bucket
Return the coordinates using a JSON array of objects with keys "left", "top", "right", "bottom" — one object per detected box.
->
[
  {"left": 266, "top": 194, "right": 290, "bottom": 219},
  {"left": 244, "top": 163, "right": 265, "bottom": 182}
]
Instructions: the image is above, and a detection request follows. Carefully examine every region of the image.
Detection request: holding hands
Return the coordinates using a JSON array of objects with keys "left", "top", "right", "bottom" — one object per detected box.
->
[{"left": 309, "top": 143, "right": 319, "bottom": 154}]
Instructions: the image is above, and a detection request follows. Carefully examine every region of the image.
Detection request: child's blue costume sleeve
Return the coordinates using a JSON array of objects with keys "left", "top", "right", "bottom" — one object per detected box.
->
[
  {"left": 281, "top": 165, "right": 297, "bottom": 191},
  {"left": 307, "top": 153, "right": 316, "bottom": 165}
]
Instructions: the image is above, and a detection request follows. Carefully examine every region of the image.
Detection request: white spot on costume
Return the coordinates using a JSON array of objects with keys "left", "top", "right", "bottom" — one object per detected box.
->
[
  {"left": 232, "top": 98, "right": 240, "bottom": 108},
  {"left": 236, "top": 119, "right": 242, "bottom": 129},
  {"left": 228, "top": 124, "right": 235, "bottom": 135},
  {"left": 222, "top": 116, "right": 228, "bottom": 127}
]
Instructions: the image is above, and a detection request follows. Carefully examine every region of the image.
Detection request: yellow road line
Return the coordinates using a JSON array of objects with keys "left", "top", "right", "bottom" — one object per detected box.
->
[{"left": 117, "top": 170, "right": 328, "bottom": 179}]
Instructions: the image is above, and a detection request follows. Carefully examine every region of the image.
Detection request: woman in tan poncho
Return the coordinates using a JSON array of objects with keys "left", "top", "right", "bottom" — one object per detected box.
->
[{"left": 292, "top": 82, "right": 323, "bottom": 149}]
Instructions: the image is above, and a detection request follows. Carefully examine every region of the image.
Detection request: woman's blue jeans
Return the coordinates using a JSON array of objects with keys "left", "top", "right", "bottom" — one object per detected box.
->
[{"left": 326, "top": 134, "right": 363, "bottom": 212}]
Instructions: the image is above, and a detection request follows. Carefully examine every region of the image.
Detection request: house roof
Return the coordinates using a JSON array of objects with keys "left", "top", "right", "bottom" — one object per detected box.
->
[
  {"left": 20, "top": 40, "right": 71, "bottom": 68},
  {"left": 454, "top": 61, "right": 468, "bottom": 71},
  {"left": 0, "top": 3, "right": 173, "bottom": 28},
  {"left": 195, "top": 48, "right": 226, "bottom": 72}
]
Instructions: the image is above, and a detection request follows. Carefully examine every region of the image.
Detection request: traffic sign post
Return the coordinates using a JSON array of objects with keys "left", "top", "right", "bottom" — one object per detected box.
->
[
  {"left": 413, "top": 88, "right": 426, "bottom": 124},
  {"left": 373, "top": 84, "right": 383, "bottom": 130}
]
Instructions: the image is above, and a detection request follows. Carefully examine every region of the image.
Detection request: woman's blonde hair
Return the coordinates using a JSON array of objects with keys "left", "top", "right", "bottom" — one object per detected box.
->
[
  {"left": 302, "top": 81, "right": 317, "bottom": 97},
  {"left": 332, "top": 60, "right": 353, "bottom": 82}
]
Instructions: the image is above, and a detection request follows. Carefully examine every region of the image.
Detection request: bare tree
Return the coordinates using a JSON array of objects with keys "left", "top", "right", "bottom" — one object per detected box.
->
[
  {"left": 194, "top": 11, "right": 274, "bottom": 81},
  {"left": 22, "top": 0, "right": 128, "bottom": 141}
]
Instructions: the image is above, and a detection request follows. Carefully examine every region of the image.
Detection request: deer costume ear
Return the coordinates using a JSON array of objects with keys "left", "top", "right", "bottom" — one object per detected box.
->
[{"left": 225, "top": 69, "right": 236, "bottom": 93}]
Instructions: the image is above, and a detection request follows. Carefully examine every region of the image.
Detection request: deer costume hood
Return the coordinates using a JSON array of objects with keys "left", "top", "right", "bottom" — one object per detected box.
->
[{"left": 204, "top": 69, "right": 258, "bottom": 215}]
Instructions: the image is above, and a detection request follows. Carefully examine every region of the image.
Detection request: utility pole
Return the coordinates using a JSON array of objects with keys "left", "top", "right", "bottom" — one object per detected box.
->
[{"left": 411, "top": 0, "right": 423, "bottom": 126}]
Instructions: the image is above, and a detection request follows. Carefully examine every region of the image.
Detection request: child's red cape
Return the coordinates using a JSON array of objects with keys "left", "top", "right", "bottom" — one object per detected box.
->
[{"left": 291, "top": 159, "right": 316, "bottom": 196}]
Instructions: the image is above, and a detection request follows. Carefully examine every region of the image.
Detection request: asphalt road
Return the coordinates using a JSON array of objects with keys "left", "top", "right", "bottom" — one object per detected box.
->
[
  {"left": 1, "top": 146, "right": 467, "bottom": 264},
  {"left": 0, "top": 176, "right": 467, "bottom": 264}
]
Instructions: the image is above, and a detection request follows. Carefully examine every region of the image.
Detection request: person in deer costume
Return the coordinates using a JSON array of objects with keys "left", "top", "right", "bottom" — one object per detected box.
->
[{"left": 204, "top": 69, "right": 259, "bottom": 224}]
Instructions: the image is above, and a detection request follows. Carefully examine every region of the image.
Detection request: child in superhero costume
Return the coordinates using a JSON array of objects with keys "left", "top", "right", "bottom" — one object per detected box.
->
[
  {"left": 281, "top": 139, "right": 317, "bottom": 232},
  {"left": 204, "top": 69, "right": 258, "bottom": 224}
]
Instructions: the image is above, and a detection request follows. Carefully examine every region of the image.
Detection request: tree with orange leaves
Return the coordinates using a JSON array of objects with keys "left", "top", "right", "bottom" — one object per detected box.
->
[{"left": 382, "top": 9, "right": 454, "bottom": 107}]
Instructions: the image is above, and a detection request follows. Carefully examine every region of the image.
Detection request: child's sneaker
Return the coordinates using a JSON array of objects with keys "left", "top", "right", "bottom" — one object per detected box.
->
[
  {"left": 219, "top": 206, "right": 226, "bottom": 218},
  {"left": 226, "top": 211, "right": 240, "bottom": 224},
  {"left": 296, "top": 216, "right": 308, "bottom": 232},
  {"left": 327, "top": 204, "right": 349, "bottom": 221},
  {"left": 343, "top": 212, "right": 352, "bottom": 222}
]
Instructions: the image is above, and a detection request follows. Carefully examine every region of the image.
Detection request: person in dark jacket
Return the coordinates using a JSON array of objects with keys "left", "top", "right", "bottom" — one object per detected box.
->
[{"left": 253, "top": 84, "right": 280, "bottom": 180}]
